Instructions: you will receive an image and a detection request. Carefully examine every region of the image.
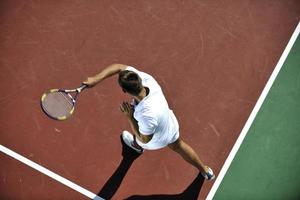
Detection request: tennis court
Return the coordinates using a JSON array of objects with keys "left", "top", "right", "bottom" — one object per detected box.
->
[{"left": 1, "top": 1, "right": 299, "bottom": 199}]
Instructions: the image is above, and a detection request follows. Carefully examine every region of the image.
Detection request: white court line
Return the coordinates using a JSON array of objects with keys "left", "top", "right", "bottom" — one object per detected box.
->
[
  {"left": 0, "top": 145, "right": 104, "bottom": 200},
  {"left": 206, "top": 21, "right": 300, "bottom": 200}
]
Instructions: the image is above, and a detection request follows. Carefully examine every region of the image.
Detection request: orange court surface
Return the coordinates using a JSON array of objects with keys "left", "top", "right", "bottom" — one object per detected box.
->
[{"left": 1, "top": 1, "right": 299, "bottom": 199}]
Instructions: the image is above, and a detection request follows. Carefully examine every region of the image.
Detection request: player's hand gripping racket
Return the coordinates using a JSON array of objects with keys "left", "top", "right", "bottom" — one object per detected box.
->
[{"left": 40, "top": 84, "right": 88, "bottom": 120}]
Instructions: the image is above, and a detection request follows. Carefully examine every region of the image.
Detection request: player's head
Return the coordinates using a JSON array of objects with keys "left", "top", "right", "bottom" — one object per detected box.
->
[{"left": 118, "top": 70, "right": 143, "bottom": 96}]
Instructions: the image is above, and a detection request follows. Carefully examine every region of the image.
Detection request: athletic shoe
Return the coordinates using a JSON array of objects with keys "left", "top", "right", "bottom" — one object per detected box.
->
[
  {"left": 121, "top": 131, "right": 144, "bottom": 154},
  {"left": 201, "top": 167, "right": 215, "bottom": 181}
]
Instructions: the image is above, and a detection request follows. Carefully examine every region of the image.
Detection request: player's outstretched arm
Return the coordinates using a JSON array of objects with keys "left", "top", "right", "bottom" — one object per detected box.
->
[{"left": 83, "top": 63, "right": 127, "bottom": 86}]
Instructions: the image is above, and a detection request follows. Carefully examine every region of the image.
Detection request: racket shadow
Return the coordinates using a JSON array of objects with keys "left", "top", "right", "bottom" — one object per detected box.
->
[{"left": 95, "top": 135, "right": 205, "bottom": 200}]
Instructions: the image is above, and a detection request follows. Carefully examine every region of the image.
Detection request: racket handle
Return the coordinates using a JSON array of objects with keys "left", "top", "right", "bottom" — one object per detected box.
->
[{"left": 78, "top": 83, "right": 88, "bottom": 92}]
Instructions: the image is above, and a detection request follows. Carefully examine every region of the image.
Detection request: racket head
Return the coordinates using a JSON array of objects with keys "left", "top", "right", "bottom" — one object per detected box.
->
[{"left": 40, "top": 89, "right": 75, "bottom": 120}]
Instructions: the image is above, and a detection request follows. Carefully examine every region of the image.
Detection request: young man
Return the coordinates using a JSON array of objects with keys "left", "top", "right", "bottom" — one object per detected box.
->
[{"left": 83, "top": 63, "right": 215, "bottom": 180}]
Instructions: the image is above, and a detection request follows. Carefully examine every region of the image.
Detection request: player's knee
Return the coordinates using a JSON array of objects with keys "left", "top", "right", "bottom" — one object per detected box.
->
[{"left": 168, "top": 138, "right": 183, "bottom": 151}]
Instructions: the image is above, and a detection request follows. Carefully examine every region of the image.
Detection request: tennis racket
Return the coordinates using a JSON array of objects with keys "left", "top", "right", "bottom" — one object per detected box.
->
[{"left": 40, "top": 84, "right": 88, "bottom": 120}]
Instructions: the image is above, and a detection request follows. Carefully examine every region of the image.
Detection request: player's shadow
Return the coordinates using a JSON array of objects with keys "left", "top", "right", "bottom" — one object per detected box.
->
[
  {"left": 96, "top": 135, "right": 142, "bottom": 200},
  {"left": 124, "top": 173, "right": 205, "bottom": 200},
  {"left": 96, "top": 135, "right": 205, "bottom": 200}
]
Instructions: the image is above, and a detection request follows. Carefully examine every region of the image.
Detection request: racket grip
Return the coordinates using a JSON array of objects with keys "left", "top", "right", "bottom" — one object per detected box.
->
[{"left": 78, "top": 83, "right": 88, "bottom": 92}]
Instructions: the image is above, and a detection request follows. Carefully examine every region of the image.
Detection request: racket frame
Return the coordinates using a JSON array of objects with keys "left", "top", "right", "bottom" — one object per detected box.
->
[{"left": 40, "top": 84, "right": 88, "bottom": 120}]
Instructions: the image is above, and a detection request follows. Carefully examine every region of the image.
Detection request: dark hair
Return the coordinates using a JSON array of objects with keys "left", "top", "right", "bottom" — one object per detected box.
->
[{"left": 118, "top": 70, "right": 143, "bottom": 95}]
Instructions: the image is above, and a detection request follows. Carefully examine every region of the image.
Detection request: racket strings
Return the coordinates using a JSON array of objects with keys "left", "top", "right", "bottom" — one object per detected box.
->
[
  {"left": 41, "top": 91, "right": 74, "bottom": 118},
  {"left": 59, "top": 92, "right": 74, "bottom": 105}
]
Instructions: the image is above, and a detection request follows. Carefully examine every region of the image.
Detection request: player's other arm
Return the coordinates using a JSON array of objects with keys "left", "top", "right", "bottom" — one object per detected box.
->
[
  {"left": 120, "top": 101, "right": 153, "bottom": 144},
  {"left": 127, "top": 116, "right": 153, "bottom": 144},
  {"left": 83, "top": 63, "right": 127, "bottom": 86}
]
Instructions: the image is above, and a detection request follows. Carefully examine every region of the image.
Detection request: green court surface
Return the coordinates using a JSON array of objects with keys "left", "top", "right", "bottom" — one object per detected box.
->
[{"left": 213, "top": 35, "right": 300, "bottom": 199}]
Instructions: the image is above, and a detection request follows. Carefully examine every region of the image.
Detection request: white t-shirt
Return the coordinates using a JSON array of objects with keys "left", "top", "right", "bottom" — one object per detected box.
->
[{"left": 126, "top": 66, "right": 179, "bottom": 150}]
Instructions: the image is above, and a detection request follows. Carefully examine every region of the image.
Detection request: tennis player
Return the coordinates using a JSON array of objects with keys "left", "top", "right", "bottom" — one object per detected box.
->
[{"left": 83, "top": 63, "right": 215, "bottom": 180}]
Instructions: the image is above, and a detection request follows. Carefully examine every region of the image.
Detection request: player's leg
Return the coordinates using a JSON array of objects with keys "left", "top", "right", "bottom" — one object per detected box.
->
[
  {"left": 168, "top": 138, "right": 207, "bottom": 173},
  {"left": 168, "top": 138, "right": 215, "bottom": 180}
]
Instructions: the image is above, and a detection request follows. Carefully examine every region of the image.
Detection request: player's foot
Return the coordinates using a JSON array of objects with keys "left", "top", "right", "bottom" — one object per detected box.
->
[
  {"left": 201, "top": 166, "right": 215, "bottom": 181},
  {"left": 121, "top": 131, "right": 144, "bottom": 154}
]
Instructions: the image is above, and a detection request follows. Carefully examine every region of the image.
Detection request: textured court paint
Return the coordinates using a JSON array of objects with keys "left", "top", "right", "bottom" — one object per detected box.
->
[
  {"left": 0, "top": 145, "right": 105, "bottom": 200},
  {"left": 206, "top": 22, "right": 300, "bottom": 200},
  {"left": 1, "top": 1, "right": 300, "bottom": 199},
  {"left": 213, "top": 36, "right": 300, "bottom": 199}
]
